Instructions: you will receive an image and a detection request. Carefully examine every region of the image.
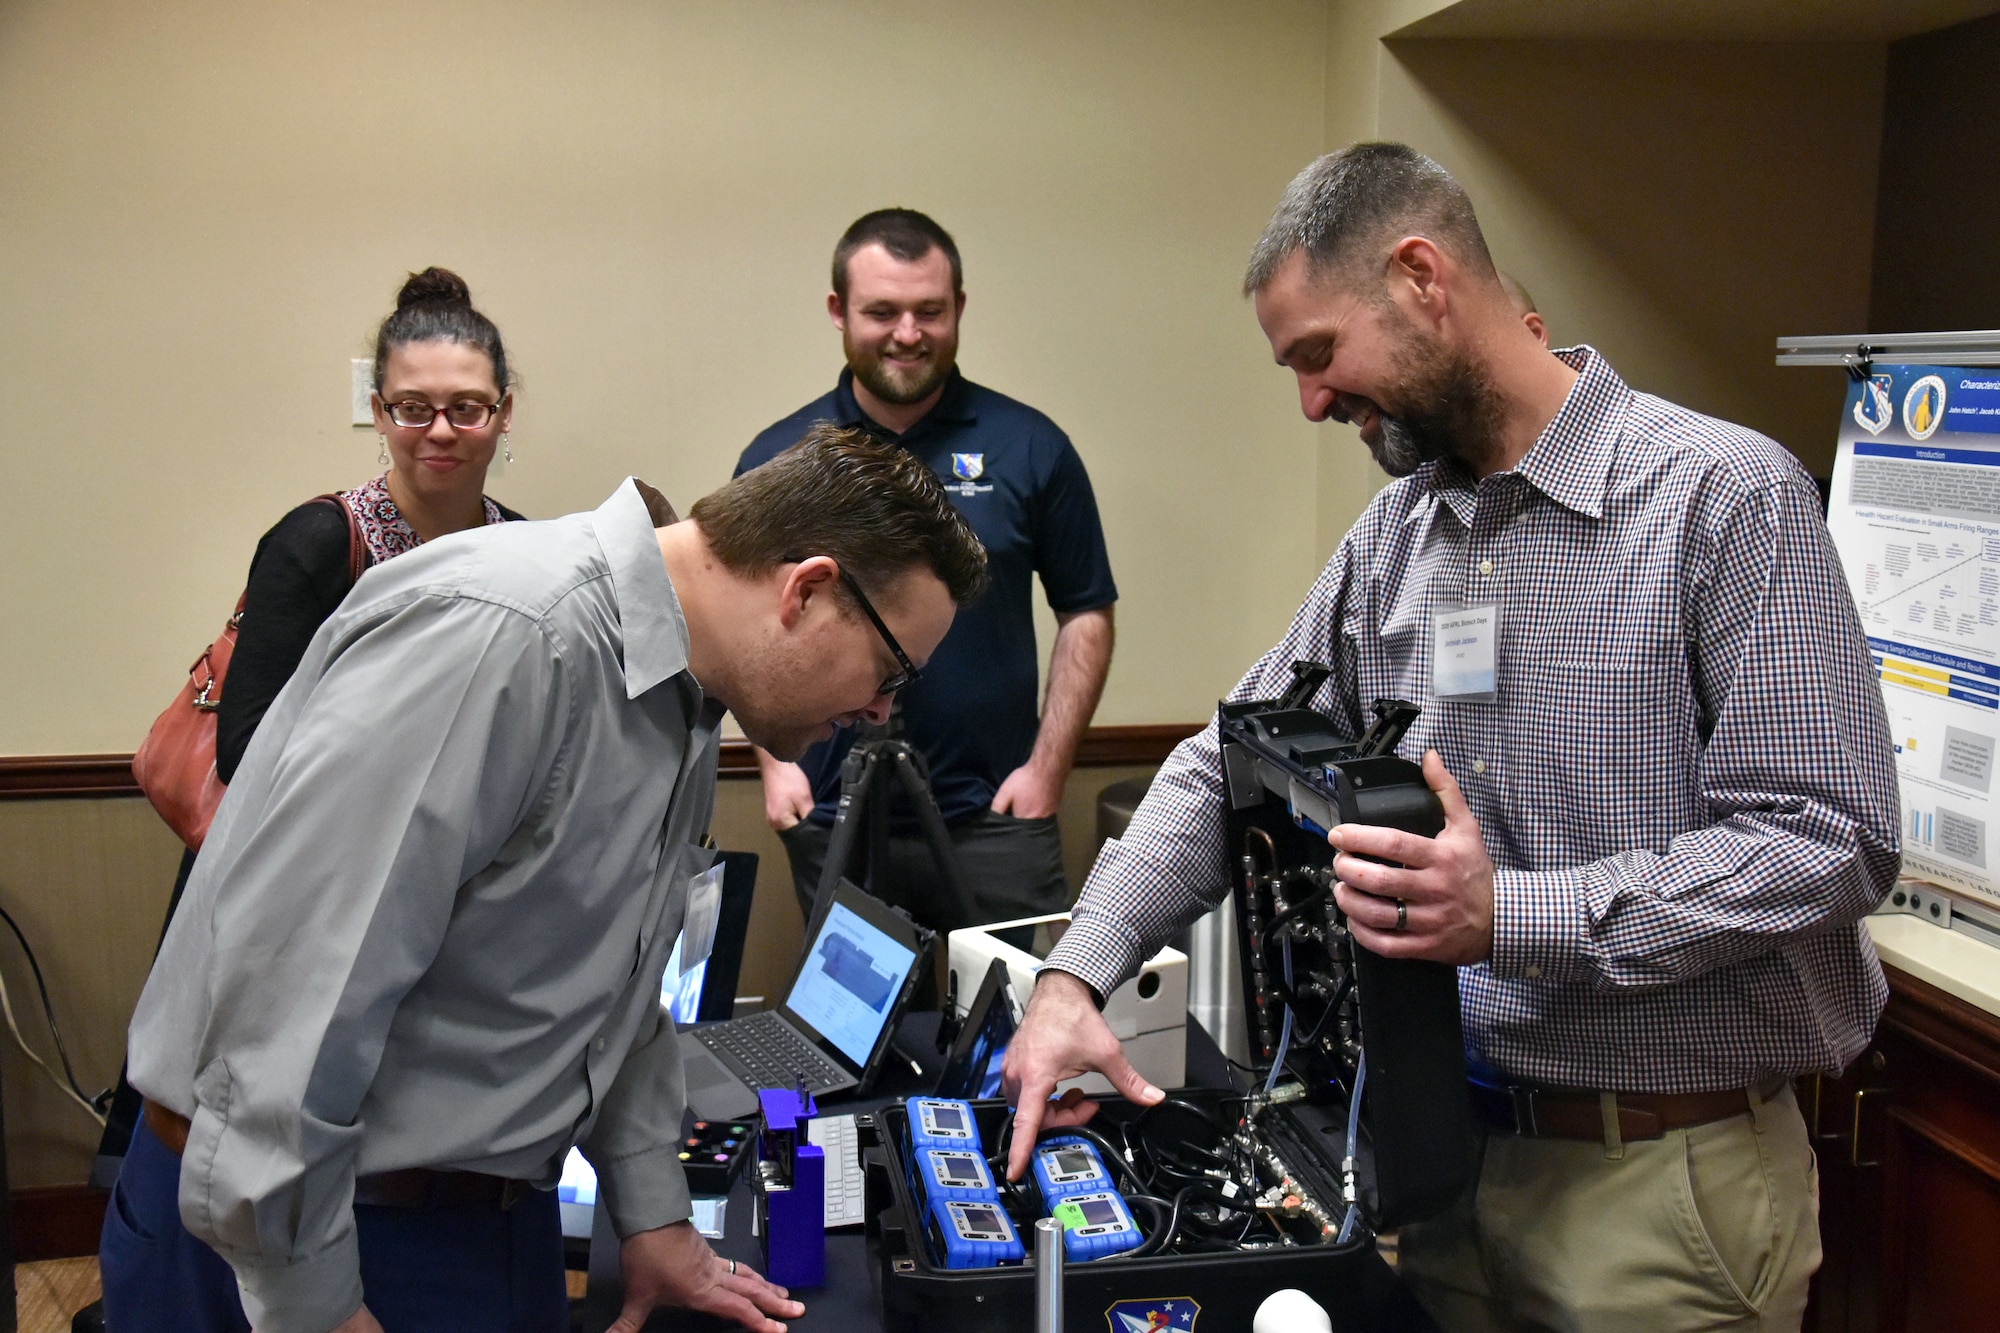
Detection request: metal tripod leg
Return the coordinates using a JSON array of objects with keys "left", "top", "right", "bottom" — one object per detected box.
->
[
  {"left": 809, "top": 743, "right": 882, "bottom": 929},
  {"left": 885, "top": 743, "right": 977, "bottom": 932},
  {"left": 805, "top": 738, "right": 977, "bottom": 934}
]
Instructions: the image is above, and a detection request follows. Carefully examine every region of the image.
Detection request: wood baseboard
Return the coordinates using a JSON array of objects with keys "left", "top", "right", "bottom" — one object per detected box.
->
[
  {"left": 0, "top": 724, "right": 1203, "bottom": 799},
  {"left": 0, "top": 754, "right": 138, "bottom": 799},
  {"left": 9, "top": 1185, "right": 108, "bottom": 1262}
]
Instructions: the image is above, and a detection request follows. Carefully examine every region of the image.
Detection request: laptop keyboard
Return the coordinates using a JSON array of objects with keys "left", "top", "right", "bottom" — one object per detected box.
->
[{"left": 696, "top": 1009, "right": 849, "bottom": 1093}]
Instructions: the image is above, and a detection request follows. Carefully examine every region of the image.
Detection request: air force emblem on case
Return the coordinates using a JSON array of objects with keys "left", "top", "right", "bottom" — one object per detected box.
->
[{"left": 1106, "top": 1297, "right": 1199, "bottom": 1331}]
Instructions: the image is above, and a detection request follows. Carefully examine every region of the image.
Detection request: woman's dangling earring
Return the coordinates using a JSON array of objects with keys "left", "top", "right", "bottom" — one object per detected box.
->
[
  {"left": 377, "top": 435, "right": 389, "bottom": 466},
  {"left": 502, "top": 432, "right": 513, "bottom": 464}
]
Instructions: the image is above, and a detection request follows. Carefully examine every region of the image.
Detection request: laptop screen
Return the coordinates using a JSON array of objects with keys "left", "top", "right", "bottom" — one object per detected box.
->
[
  {"left": 784, "top": 899, "right": 918, "bottom": 1066},
  {"left": 660, "top": 931, "right": 707, "bottom": 1024}
]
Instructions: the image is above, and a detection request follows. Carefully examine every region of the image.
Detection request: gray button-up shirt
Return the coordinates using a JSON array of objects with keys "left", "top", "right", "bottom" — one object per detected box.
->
[{"left": 129, "top": 479, "right": 721, "bottom": 1333}]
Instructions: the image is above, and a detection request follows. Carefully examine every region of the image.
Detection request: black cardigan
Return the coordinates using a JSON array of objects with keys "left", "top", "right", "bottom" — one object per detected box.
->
[{"left": 215, "top": 496, "right": 524, "bottom": 782}]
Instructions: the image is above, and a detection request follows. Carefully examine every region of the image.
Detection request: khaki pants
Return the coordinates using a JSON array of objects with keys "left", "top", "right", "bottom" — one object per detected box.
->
[{"left": 1398, "top": 1082, "right": 1820, "bottom": 1332}]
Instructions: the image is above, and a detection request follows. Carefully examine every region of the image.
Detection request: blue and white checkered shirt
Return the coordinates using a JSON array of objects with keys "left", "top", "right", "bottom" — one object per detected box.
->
[{"left": 1046, "top": 348, "right": 1901, "bottom": 1093}]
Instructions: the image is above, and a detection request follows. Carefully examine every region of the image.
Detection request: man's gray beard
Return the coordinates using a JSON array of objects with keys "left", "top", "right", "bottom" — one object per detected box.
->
[
  {"left": 1365, "top": 353, "right": 1505, "bottom": 479},
  {"left": 1367, "top": 414, "right": 1445, "bottom": 478}
]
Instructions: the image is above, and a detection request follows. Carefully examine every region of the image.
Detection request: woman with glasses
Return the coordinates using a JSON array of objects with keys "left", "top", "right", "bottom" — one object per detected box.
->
[
  {"left": 95, "top": 266, "right": 524, "bottom": 1333},
  {"left": 216, "top": 266, "right": 526, "bottom": 777}
]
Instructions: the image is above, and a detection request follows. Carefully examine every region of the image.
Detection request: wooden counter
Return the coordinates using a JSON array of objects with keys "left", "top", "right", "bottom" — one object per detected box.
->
[{"left": 1805, "top": 915, "right": 2000, "bottom": 1332}]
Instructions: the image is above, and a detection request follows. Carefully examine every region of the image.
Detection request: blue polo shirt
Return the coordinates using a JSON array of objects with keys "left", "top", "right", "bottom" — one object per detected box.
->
[{"left": 736, "top": 368, "right": 1117, "bottom": 824}]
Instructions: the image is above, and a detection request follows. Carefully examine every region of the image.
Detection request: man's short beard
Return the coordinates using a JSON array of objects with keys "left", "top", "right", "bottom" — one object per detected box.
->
[
  {"left": 1365, "top": 318, "right": 1505, "bottom": 479},
  {"left": 848, "top": 331, "right": 958, "bottom": 407}
]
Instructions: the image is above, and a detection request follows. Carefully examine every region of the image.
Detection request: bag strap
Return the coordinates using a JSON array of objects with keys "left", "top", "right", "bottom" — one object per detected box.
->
[{"left": 311, "top": 492, "right": 368, "bottom": 587}]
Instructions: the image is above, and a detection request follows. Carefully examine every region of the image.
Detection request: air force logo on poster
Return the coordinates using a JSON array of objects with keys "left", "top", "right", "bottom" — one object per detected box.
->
[
  {"left": 1854, "top": 373, "right": 1894, "bottom": 435},
  {"left": 1904, "top": 374, "right": 1948, "bottom": 441}
]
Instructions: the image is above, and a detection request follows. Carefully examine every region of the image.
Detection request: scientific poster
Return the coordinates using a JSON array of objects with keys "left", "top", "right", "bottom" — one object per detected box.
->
[{"left": 1826, "top": 363, "right": 2000, "bottom": 906}]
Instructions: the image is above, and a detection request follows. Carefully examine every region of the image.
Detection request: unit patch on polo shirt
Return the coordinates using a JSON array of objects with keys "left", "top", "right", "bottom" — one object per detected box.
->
[{"left": 948, "top": 453, "right": 994, "bottom": 497}]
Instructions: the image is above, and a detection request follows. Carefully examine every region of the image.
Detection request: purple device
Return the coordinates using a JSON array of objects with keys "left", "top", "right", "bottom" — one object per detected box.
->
[{"left": 756, "top": 1087, "right": 825, "bottom": 1288}]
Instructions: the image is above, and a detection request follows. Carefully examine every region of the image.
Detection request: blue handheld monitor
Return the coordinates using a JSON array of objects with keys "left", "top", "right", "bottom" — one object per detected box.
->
[
  {"left": 906, "top": 1098, "right": 981, "bottom": 1153},
  {"left": 1031, "top": 1135, "right": 1116, "bottom": 1202},
  {"left": 916, "top": 1148, "right": 996, "bottom": 1206},
  {"left": 929, "top": 1196, "right": 1025, "bottom": 1269},
  {"left": 1050, "top": 1189, "right": 1145, "bottom": 1261}
]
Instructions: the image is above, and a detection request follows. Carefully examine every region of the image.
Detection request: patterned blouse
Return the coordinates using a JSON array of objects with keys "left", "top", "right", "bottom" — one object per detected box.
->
[{"left": 340, "top": 472, "right": 508, "bottom": 566}]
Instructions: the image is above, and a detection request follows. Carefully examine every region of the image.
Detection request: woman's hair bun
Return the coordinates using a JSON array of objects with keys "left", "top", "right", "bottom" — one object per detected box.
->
[
  {"left": 374, "top": 265, "right": 509, "bottom": 391},
  {"left": 396, "top": 266, "right": 472, "bottom": 310}
]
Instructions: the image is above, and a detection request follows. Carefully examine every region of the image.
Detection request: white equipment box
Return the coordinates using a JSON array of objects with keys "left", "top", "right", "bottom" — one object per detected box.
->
[{"left": 947, "top": 912, "right": 1187, "bottom": 1094}]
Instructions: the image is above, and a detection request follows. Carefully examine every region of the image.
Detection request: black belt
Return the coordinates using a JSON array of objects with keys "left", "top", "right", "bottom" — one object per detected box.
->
[
  {"left": 351, "top": 1168, "right": 537, "bottom": 1211},
  {"left": 145, "top": 1099, "right": 534, "bottom": 1210}
]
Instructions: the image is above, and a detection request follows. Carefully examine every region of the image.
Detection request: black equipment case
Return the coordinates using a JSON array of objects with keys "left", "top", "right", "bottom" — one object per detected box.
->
[
  {"left": 863, "top": 667, "right": 1474, "bottom": 1332},
  {"left": 861, "top": 1094, "right": 1432, "bottom": 1332}
]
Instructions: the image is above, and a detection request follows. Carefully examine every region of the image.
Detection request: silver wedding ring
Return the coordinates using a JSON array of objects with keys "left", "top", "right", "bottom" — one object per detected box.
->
[
  {"left": 727, "top": 1259, "right": 738, "bottom": 1276},
  {"left": 1394, "top": 898, "right": 1408, "bottom": 931}
]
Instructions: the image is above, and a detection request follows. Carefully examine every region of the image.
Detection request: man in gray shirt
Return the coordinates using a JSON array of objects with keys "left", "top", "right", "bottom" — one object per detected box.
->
[{"left": 110, "top": 427, "right": 987, "bottom": 1333}]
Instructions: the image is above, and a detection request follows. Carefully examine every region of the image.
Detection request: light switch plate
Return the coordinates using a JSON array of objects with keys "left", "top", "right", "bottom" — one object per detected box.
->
[{"left": 351, "top": 359, "right": 373, "bottom": 426}]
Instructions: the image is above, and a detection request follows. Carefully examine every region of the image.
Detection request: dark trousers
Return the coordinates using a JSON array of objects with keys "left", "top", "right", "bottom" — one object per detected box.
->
[
  {"left": 99, "top": 1115, "right": 568, "bottom": 1333},
  {"left": 778, "top": 808, "right": 1070, "bottom": 929}
]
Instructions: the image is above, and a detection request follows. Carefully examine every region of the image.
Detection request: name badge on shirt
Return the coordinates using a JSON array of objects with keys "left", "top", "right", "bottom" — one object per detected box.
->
[
  {"left": 678, "top": 861, "right": 725, "bottom": 977},
  {"left": 1432, "top": 601, "right": 1498, "bottom": 702}
]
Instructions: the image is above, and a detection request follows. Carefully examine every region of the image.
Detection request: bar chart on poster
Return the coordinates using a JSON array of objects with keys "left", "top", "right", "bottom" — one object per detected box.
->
[{"left": 1822, "top": 352, "right": 2000, "bottom": 906}]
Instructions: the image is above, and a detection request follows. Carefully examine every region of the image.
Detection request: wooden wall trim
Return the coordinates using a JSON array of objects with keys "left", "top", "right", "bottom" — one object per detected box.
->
[
  {"left": 1072, "top": 722, "right": 1203, "bottom": 767},
  {"left": 0, "top": 724, "right": 1202, "bottom": 798},
  {"left": 0, "top": 754, "right": 138, "bottom": 799},
  {"left": 9, "top": 1185, "right": 107, "bottom": 1263},
  {"left": 1884, "top": 964, "right": 2000, "bottom": 1085}
]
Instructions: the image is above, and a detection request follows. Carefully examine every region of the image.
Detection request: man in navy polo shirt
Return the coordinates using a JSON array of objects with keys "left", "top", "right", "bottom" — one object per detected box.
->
[{"left": 736, "top": 208, "right": 1117, "bottom": 932}]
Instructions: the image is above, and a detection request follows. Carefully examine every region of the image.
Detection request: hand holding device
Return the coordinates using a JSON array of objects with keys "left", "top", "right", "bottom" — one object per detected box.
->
[{"left": 1329, "top": 750, "right": 1495, "bottom": 965}]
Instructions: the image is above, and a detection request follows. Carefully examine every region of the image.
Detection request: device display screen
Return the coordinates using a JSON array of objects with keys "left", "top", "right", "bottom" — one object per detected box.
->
[
  {"left": 785, "top": 901, "right": 917, "bottom": 1066},
  {"left": 935, "top": 1152, "right": 985, "bottom": 1187},
  {"left": 938, "top": 979, "right": 1016, "bottom": 1101},
  {"left": 930, "top": 1105, "right": 966, "bottom": 1134},
  {"left": 958, "top": 1203, "right": 1005, "bottom": 1235},
  {"left": 1049, "top": 1148, "right": 1095, "bottom": 1179},
  {"left": 1078, "top": 1196, "right": 1122, "bottom": 1228}
]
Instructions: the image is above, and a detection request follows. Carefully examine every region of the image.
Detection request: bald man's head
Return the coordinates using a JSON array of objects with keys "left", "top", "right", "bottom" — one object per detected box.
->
[{"left": 1498, "top": 271, "right": 1547, "bottom": 348}]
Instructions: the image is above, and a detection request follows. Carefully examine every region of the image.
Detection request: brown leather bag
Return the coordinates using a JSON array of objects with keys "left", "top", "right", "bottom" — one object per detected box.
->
[{"left": 133, "top": 495, "right": 364, "bottom": 849}]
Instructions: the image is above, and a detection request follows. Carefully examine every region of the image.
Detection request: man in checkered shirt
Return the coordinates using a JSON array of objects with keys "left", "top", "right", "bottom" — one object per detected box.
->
[{"left": 1003, "top": 144, "right": 1900, "bottom": 1330}]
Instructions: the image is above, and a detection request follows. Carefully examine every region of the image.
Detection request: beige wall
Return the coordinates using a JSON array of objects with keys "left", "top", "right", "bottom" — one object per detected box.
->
[
  {"left": 1307, "top": 4, "right": 1887, "bottom": 547},
  {"left": 1377, "top": 39, "right": 1882, "bottom": 479},
  {"left": 0, "top": 0, "right": 1332, "bottom": 761},
  {"left": 0, "top": 800, "right": 181, "bottom": 1187}
]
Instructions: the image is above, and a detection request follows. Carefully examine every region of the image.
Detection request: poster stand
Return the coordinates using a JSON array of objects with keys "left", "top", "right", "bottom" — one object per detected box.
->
[{"left": 1785, "top": 329, "right": 2000, "bottom": 933}]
